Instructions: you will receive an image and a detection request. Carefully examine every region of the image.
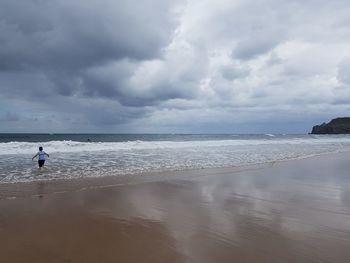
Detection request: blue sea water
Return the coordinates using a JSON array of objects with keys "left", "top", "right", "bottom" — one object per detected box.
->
[{"left": 1, "top": 133, "right": 350, "bottom": 183}]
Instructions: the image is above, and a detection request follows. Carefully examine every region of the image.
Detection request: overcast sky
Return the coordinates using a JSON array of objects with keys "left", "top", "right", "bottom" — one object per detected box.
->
[{"left": 1, "top": 0, "right": 349, "bottom": 133}]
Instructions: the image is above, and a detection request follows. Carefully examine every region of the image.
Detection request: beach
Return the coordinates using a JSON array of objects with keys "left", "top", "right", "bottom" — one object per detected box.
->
[{"left": 1, "top": 152, "right": 350, "bottom": 263}]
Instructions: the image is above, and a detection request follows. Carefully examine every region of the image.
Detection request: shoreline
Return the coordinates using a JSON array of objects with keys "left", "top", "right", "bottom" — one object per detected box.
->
[
  {"left": 1, "top": 151, "right": 350, "bottom": 262},
  {"left": 0, "top": 161, "right": 272, "bottom": 200},
  {"left": 1, "top": 149, "right": 349, "bottom": 200}
]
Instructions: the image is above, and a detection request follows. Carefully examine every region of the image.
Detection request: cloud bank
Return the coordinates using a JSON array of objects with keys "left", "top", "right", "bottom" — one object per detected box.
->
[{"left": 1, "top": 0, "right": 350, "bottom": 133}]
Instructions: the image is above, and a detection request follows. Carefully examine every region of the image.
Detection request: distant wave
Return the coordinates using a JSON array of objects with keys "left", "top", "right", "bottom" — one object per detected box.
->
[{"left": 2, "top": 137, "right": 350, "bottom": 155}]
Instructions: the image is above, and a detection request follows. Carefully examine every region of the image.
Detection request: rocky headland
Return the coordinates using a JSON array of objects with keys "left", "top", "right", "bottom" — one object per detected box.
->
[{"left": 311, "top": 117, "right": 350, "bottom": 134}]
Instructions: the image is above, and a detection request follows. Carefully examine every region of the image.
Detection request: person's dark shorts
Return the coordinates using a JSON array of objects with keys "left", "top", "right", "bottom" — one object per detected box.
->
[{"left": 38, "top": 160, "right": 45, "bottom": 167}]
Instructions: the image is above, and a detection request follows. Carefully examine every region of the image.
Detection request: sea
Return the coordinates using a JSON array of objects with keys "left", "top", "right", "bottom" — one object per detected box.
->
[{"left": 1, "top": 133, "right": 350, "bottom": 183}]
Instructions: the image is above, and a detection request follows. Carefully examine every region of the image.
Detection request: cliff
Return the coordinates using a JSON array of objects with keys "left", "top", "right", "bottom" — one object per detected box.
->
[{"left": 311, "top": 117, "right": 350, "bottom": 134}]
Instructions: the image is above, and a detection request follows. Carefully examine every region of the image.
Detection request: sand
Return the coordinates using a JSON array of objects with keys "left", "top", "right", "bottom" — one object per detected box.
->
[{"left": 1, "top": 152, "right": 350, "bottom": 262}]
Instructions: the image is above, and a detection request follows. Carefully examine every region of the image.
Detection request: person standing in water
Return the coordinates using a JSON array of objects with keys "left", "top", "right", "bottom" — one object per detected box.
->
[{"left": 32, "top": 146, "right": 50, "bottom": 169}]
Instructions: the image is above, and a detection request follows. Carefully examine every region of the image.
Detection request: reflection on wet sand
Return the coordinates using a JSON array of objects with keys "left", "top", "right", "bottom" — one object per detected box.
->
[{"left": 1, "top": 153, "right": 350, "bottom": 262}]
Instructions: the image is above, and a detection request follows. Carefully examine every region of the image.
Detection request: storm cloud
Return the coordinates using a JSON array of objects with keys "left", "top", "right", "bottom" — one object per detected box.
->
[{"left": 1, "top": 0, "right": 350, "bottom": 133}]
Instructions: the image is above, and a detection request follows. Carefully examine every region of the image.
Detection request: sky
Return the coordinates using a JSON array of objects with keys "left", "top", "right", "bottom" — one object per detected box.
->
[{"left": 0, "top": 0, "right": 350, "bottom": 133}]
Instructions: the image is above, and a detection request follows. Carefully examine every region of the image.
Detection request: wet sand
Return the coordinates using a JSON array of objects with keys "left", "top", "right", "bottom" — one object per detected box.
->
[{"left": 1, "top": 153, "right": 350, "bottom": 263}]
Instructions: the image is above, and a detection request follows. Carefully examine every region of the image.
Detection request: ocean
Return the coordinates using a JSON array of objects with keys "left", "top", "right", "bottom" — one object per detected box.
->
[{"left": 1, "top": 133, "right": 350, "bottom": 183}]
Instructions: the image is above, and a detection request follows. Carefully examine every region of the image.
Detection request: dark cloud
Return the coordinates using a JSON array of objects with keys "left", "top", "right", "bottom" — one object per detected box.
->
[
  {"left": 0, "top": 72, "right": 54, "bottom": 99},
  {"left": 1, "top": 0, "right": 350, "bottom": 133},
  {"left": 0, "top": 0, "right": 177, "bottom": 71},
  {"left": 0, "top": 0, "right": 184, "bottom": 108}
]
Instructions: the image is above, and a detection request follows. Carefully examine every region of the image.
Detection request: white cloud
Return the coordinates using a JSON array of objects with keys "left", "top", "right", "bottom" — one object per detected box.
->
[{"left": 337, "top": 58, "right": 350, "bottom": 85}]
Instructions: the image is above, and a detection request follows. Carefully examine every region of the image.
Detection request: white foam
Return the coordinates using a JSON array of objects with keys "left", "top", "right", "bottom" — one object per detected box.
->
[
  {"left": 1, "top": 135, "right": 350, "bottom": 183},
  {"left": 1, "top": 136, "right": 350, "bottom": 155}
]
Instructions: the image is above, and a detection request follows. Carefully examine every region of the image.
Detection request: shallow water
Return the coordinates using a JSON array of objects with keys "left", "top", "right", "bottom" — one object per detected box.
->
[{"left": 1, "top": 134, "right": 350, "bottom": 183}]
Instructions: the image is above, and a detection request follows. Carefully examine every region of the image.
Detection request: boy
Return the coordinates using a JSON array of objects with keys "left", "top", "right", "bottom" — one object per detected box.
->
[{"left": 32, "top": 146, "right": 50, "bottom": 168}]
